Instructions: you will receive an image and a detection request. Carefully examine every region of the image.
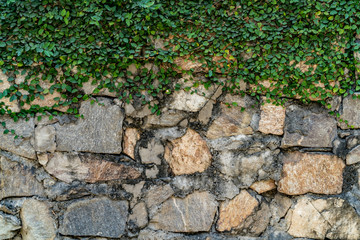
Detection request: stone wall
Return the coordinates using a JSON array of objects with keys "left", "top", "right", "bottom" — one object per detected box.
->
[{"left": 2, "top": 54, "right": 360, "bottom": 239}]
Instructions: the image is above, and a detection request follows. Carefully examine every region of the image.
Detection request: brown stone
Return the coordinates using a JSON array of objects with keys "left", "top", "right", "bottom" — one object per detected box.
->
[
  {"left": 250, "top": 179, "right": 276, "bottom": 194},
  {"left": 258, "top": 101, "right": 285, "bottom": 135},
  {"left": 217, "top": 190, "right": 259, "bottom": 232},
  {"left": 128, "top": 202, "right": 148, "bottom": 228},
  {"left": 277, "top": 152, "right": 345, "bottom": 195},
  {"left": 149, "top": 191, "right": 218, "bottom": 232},
  {"left": 173, "top": 57, "right": 203, "bottom": 72},
  {"left": 144, "top": 110, "right": 186, "bottom": 128},
  {"left": 0, "top": 156, "right": 44, "bottom": 200},
  {"left": 207, "top": 94, "right": 256, "bottom": 139},
  {"left": 198, "top": 100, "right": 214, "bottom": 125},
  {"left": 44, "top": 152, "right": 141, "bottom": 183},
  {"left": 22, "top": 91, "right": 69, "bottom": 112},
  {"left": 123, "top": 128, "right": 140, "bottom": 159},
  {"left": 144, "top": 184, "right": 174, "bottom": 215},
  {"left": 164, "top": 128, "right": 212, "bottom": 175}
]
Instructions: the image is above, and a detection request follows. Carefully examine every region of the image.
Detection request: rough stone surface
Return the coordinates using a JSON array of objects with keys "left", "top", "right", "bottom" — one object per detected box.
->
[
  {"left": 278, "top": 152, "right": 345, "bottom": 195},
  {"left": 55, "top": 98, "right": 124, "bottom": 153},
  {"left": 198, "top": 100, "right": 214, "bottom": 125},
  {"left": 123, "top": 128, "right": 140, "bottom": 159},
  {"left": 139, "top": 139, "right": 164, "bottom": 165},
  {"left": 339, "top": 93, "right": 360, "bottom": 129},
  {"left": 0, "top": 212, "right": 21, "bottom": 239},
  {"left": 216, "top": 150, "right": 275, "bottom": 186},
  {"left": 144, "top": 110, "right": 186, "bottom": 128},
  {"left": 287, "top": 197, "right": 360, "bottom": 239},
  {"left": 164, "top": 128, "right": 212, "bottom": 175},
  {"left": 0, "top": 117, "right": 35, "bottom": 159},
  {"left": 20, "top": 199, "right": 56, "bottom": 240},
  {"left": 144, "top": 184, "right": 174, "bottom": 215},
  {"left": 60, "top": 197, "right": 128, "bottom": 238},
  {"left": 270, "top": 194, "right": 292, "bottom": 225},
  {"left": 129, "top": 202, "right": 148, "bottom": 228},
  {"left": 169, "top": 76, "right": 216, "bottom": 112},
  {"left": 22, "top": 91, "right": 68, "bottom": 112},
  {"left": 287, "top": 198, "right": 330, "bottom": 239},
  {"left": 34, "top": 125, "right": 56, "bottom": 153},
  {"left": 0, "top": 156, "right": 44, "bottom": 200},
  {"left": 149, "top": 191, "right": 217, "bottom": 232},
  {"left": 207, "top": 94, "right": 256, "bottom": 139},
  {"left": 281, "top": 104, "right": 337, "bottom": 148},
  {"left": 258, "top": 101, "right": 285, "bottom": 135},
  {"left": 217, "top": 190, "right": 259, "bottom": 232},
  {"left": 346, "top": 145, "right": 360, "bottom": 165},
  {"left": 44, "top": 152, "right": 141, "bottom": 183},
  {"left": 123, "top": 181, "right": 145, "bottom": 208},
  {"left": 250, "top": 179, "right": 276, "bottom": 194}
]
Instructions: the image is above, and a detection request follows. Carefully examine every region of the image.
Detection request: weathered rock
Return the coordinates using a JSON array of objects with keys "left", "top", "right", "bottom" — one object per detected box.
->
[
  {"left": 149, "top": 191, "right": 217, "bottom": 232},
  {"left": 145, "top": 166, "right": 159, "bottom": 178},
  {"left": 278, "top": 152, "right": 345, "bottom": 195},
  {"left": 164, "top": 128, "right": 212, "bottom": 175},
  {"left": 287, "top": 197, "right": 360, "bottom": 239},
  {"left": 123, "top": 128, "right": 140, "bottom": 159},
  {"left": 258, "top": 101, "right": 285, "bottom": 135},
  {"left": 281, "top": 104, "right": 337, "bottom": 148},
  {"left": 270, "top": 194, "right": 292, "bottom": 225},
  {"left": 312, "top": 198, "right": 360, "bottom": 240},
  {"left": 169, "top": 76, "right": 217, "bottom": 112},
  {"left": 239, "top": 202, "right": 271, "bottom": 236},
  {"left": 217, "top": 190, "right": 259, "bottom": 232},
  {"left": 44, "top": 152, "right": 141, "bottom": 183},
  {"left": 339, "top": 93, "right": 360, "bottom": 129},
  {"left": 198, "top": 100, "right": 214, "bottom": 125},
  {"left": 286, "top": 198, "right": 330, "bottom": 239},
  {"left": 144, "top": 184, "right": 174, "bottom": 215},
  {"left": 34, "top": 125, "right": 56, "bottom": 153},
  {"left": 20, "top": 199, "right": 56, "bottom": 240},
  {"left": 215, "top": 179, "right": 240, "bottom": 200},
  {"left": 139, "top": 139, "right": 164, "bottom": 165},
  {"left": 144, "top": 110, "right": 186, "bottom": 128},
  {"left": 0, "top": 117, "right": 35, "bottom": 159},
  {"left": 250, "top": 180, "right": 276, "bottom": 194},
  {"left": 129, "top": 202, "right": 148, "bottom": 228},
  {"left": 60, "top": 197, "right": 128, "bottom": 238},
  {"left": 55, "top": 98, "right": 124, "bottom": 153},
  {"left": 207, "top": 94, "right": 256, "bottom": 139},
  {"left": 123, "top": 181, "right": 145, "bottom": 208},
  {"left": 0, "top": 156, "right": 44, "bottom": 200},
  {"left": 138, "top": 229, "right": 187, "bottom": 240},
  {"left": 346, "top": 145, "right": 360, "bottom": 165},
  {"left": 0, "top": 212, "right": 21, "bottom": 239},
  {"left": 217, "top": 150, "right": 274, "bottom": 186}
]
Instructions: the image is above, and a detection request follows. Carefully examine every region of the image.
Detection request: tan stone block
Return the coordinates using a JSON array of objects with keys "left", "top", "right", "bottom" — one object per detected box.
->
[
  {"left": 278, "top": 152, "right": 345, "bottom": 195},
  {"left": 250, "top": 179, "right": 277, "bottom": 194},
  {"left": 258, "top": 101, "right": 285, "bottom": 135},
  {"left": 123, "top": 128, "right": 140, "bottom": 159},
  {"left": 164, "top": 128, "right": 212, "bottom": 175},
  {"left": 217, "top": 190, "right": 259, "bottom": 232}
]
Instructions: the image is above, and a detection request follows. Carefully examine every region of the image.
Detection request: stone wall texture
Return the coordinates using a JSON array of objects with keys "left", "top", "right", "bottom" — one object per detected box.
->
[{"left": 2, "top": 52, "right": 360, "bottom": 239}]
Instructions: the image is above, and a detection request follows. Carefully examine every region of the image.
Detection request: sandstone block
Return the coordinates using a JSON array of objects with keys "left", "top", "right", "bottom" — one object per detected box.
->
[
  {"left": 277, "top": 152, "right": 345, "bottom": 195},
  {"left": 123, "top": 128, "right": 140, "bottom": 159},
  {"left": 250, "top": 179, "right": 277, "bottom": 194},
  {"left": 258, "top": 101, "right": 285, "bottom": 135},
  {"left": 217, "top": 190, "right": 259, "bottom": 232},
  {"left": 164, "top": 128, "right": 212, "bottom": 175}
]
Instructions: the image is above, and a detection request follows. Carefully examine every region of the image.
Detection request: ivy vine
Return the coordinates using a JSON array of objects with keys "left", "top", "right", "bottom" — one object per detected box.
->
[{"left": 0, "top": 0, "right": 360, "bottom": 128}]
